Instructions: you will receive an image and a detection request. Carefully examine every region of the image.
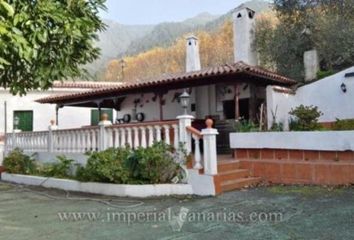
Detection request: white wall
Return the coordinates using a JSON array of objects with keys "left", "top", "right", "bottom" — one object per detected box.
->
[
  {"left": 230, "top": 131, "right": 354, "bottom": 151},
  {"left": 267, "top": 66, "right": 354, "bottom": 129},
  {"left": 117, "top": 90, "right": 196, "bottom": 121},
  {"left": 0, "top": 88, "right": 97, "bottom": 135},
  {"left": 116, "top": 84, "right": 254, "bottom": 122}
]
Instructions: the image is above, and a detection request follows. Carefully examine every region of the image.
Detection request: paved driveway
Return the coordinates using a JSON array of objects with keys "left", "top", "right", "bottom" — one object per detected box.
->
[{"left": 0, "top": 182, "right": 353, "bottom": 240}]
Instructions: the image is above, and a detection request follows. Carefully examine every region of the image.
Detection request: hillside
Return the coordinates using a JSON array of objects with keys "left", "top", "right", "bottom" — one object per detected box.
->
[{"left": 88, "top": 0, "right": 271, "bottom": 79}]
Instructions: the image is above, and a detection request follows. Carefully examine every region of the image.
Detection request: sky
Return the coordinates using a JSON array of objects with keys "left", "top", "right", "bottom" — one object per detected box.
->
[{"left": 99, "top": 0, "right": 248, "bottom": 25}]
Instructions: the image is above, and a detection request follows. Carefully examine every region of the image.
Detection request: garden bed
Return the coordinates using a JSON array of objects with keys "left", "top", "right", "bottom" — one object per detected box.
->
[{"left": 1, "top": 172, "right": 193, "bottom": 198}]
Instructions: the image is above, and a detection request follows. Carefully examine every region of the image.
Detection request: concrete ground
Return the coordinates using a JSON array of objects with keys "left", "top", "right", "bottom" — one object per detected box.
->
[{"left": 0, "top": 182, "right": 353, "bottom": 240}]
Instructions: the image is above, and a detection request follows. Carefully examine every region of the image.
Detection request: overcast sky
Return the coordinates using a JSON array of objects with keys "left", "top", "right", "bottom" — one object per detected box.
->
[{"left": 99, "top": 0, "right": 248, "bottom": 25}]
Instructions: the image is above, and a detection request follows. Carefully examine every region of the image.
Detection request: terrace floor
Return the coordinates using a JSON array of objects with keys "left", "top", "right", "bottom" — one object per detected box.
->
[{"left": 0, "top": 182, "right": 354, "bottom": 240}]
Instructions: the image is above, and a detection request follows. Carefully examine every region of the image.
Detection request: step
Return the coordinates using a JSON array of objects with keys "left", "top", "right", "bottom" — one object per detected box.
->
[
  {"left": 221, "top": 177, "right": 261, "bottom": 192},
  {"left": 219, "top": 169, "right": 250, "bottom": 182},
  {"left": 217, "top": 161, "right": 240, "bottom": 172}
]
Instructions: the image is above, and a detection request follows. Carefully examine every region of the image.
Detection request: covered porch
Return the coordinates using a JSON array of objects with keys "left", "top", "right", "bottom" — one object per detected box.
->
[{"left": 35, "top": 62, "right": 295, "bottom": 154}]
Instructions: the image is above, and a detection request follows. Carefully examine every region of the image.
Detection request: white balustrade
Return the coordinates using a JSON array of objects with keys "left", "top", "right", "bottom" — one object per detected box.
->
[
  {"left": 4, "top": 121, "right": 181, "bottom": 154},
  {"left": 105, "top": 121, "right": 179, "bottom": 150}
]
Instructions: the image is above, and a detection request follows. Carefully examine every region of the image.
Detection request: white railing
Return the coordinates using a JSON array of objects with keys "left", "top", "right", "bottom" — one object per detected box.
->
[
  {"left": 5, "top": 117, "right": 219, "bottom": 175},
  {"left": 5, "top": 120, "right": 180, "bottom": 154},
  {"left": 52, "top": 127, "right": 100, "bottom": 153},
  {"left": 104, "top": 120, "right": 179, "bottom": 150}
]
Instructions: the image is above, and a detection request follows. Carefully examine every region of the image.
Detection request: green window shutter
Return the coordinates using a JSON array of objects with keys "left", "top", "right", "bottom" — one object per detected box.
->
[
  {"left": 13, "top": 111, "right": 33, "bottom": 132},
  {"left": 91, "top": 109, "right": 113, "bottom": 126}
]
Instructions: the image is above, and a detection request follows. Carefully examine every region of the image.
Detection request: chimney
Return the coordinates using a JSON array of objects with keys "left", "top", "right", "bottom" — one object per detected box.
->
[
  {"left": 233, "top": 5, "right": 258, "bottom": 65},
  {"left": 304, "top": 49, "right": 319, "bottom": 82},
  {"left": 186, "top": 35, "right": 201, "bottom": 72}
]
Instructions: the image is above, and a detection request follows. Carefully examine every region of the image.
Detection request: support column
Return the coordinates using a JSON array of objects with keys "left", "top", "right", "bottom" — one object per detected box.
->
[
  {"left": 158, "top": 93, "right": 164, "bottom": 121},
  {"left": 201, "top": 119, "right": 219, "bottom": 175},
  {"left": 249, "top": 83, "right": 257, "bottom": 122},
  {"left": 48, "top": 120, "right": 58, "bottom": 153},
  {"left": 98, "top": 113, "right": 112, "bottom": 151},
  {"left": 234, "top": 84, "right": 240, "bottom": 120},
  {"left": 177, "top": 114, "right": 194, "bottom": 154}
]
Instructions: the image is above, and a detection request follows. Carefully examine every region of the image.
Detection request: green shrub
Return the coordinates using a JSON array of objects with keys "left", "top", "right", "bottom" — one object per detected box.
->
[
  {"left": 38, "top": 155, "right": 74, "bottom": 179},
  {"left": 270, "top": 121, "right": 284, "bottom": 132},
  {"left": 3, "top": 148, "right": 37, "bottom": 175},
  {"left": 234, "top": 119, "right": 259, "bottom": 132},
  {"left": 126, "top": 142, "right": 180, "bottom": 184},
  {"left": 76, "top": 147, "right": 131, "bottom": 184},
  {"left": 317, "top": 70, "right": 335, "bottom": 80},
  {"left": 333, "top": 118, "right": 354, "bottom": 131},
  {"left": 289, "top": 105, "right": 323, "bottom": 131}
]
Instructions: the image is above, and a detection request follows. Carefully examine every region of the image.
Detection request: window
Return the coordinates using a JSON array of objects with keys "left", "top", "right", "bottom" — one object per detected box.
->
[
  {"left": 13, "top": 111, "right": 33, "bottom": 132},
  {"left": 91, "top": 109, "right": 113, "bottom": 126}
]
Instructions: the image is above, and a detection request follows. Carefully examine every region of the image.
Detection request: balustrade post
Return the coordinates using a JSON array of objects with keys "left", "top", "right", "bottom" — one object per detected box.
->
[
  {"left": 133, "top": 127, "right": 139, "bottom": 149},
  {"left": 177, "top": 115, "right": 194, "bottom": 154},
  {"left": 140, "top": 127, "right": 147, "bottom": 148},
  {"left": 98, "top": 114, "right": 112, "bottom": 151},
  {"left": 192, "top": 135, "right": 202, "bottom": 169},
  {"left": 201, "top": 119, "right": 219, "bottom": 175},
  {"left": 47, "top": 120, "right": 57, "bottom": 153}
]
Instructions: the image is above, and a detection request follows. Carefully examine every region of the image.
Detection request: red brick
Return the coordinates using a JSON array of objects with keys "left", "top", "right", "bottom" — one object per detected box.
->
[
  {"left": 289, "top": 150, "right": 304, "bottom": 160},
  {"left": 314, "top": 164, "right": 330, "bottom": 184},
  {"left": 304, "top": 151, "right": 320, "bottom": 161},
  {"left": 319, "top": 151, "right": 338, "bottom": 161},
  {"left": 261, "top": 149, "right": 274, "bottom": 160},
  {"left": 248, "top": 149, "right": 261, "bottom": 160},
  {"left": 281, "top": 163, "right": 296, "bottom": 179},
  {"left": 235, "top": 149, "right": 248, "bottom": 159},
  {"left": 265, "top": 163, "right": 281, "bottom": 182},
  {"left": 274, "top": 149, "right": 289, "bottom": 160},
  {"left": 253, "top": 162, "right": 266, "bottom": 176},
  {"left": 296, "top": 164, "right": 313, "bottom": 182},
  {"left": 328, "top": 165, "right": 347, "bottom": 185},
  {"left": 240, "top": 161, "right": 253, "bottom": 172},
  {"left": 337, "top": 151, "right": 354, "bottom": 161}
]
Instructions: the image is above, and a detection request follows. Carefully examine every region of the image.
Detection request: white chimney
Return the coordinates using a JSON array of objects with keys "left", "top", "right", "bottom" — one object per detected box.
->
[
  {"left": 233, "top": 5, "right": 258, "bottom": 65},
  {"left": 186, "top": 35, "right": 201, "bottom": 72},
  {"left": 304, "top": 49, "right": 319, "bottom": 82}
]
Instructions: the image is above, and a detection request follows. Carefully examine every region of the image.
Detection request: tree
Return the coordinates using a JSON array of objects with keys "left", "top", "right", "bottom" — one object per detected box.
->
[
  {"left": 0, "top": 0, "right": 106, "bottom": 95},
  {"left": 255, "top": 0, "right": 354, "bottom": 81},
  {"left": 102, "top": 20, "right": 234, "bottom": 83}
]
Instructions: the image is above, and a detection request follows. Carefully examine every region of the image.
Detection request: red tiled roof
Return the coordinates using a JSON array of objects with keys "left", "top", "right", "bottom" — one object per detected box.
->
[
  {"left": 37, "top": 62, "right": 296, "bottom": 104},
  {"left": 52, "top": 81, "right": 124, "bottom": 89}
]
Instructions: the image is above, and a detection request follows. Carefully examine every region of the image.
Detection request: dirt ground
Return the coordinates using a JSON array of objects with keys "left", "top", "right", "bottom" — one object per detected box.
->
[{"left": 0, "top": 182, "right": 353, "bottom": 240}]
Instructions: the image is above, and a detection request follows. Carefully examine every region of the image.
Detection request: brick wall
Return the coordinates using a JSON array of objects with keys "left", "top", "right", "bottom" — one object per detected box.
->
[{"left": 235, "top": 149, "right": 354, "bottom": 185}]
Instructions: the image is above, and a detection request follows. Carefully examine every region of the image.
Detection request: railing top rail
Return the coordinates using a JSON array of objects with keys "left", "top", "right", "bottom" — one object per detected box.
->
[
  {"left": 53, "top": 126, "right": 99, "bottom": 132},
  {"left": 186, "top": 126, "right": 202, "bottom": 139},
  {"left": 107, "top": 120, "right": 179, "bottom": 129},
  {"left": 5, "top": 130, "right": 49, "bottom": 135}
]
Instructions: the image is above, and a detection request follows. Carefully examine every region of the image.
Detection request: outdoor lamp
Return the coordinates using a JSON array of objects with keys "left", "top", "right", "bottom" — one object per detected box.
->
[
  {"left": 179, "top": 90, "right": 190, "bottom": 115},
  {"left": 341, "top": 83, "right": 347, "bottom": 93},
  {"left": 14, "top": 116, "right": 20, "bottom": 130}
]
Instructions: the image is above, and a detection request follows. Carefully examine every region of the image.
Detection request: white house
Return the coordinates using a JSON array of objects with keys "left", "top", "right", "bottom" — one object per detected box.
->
[
  {"left": 0, "top": 81, "right": 124, "bottom": 141},
  {"left": 2, "top": 4, "right": 354, "bottom": 195}
]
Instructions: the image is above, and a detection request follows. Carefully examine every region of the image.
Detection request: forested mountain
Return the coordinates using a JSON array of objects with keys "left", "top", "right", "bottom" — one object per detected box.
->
[{"left": 88, "top": 0, "right": 270, "bottom": 79}]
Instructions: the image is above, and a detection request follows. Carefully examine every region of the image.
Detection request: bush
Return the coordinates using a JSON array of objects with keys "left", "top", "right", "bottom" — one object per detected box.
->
[
  {"left": 3, "top": 149, "right": 37, "bottom": 175},
  {"left": 4, "top": 143, "right": 186, "bottom": 185},
  {"left": 333, "top": 118, "right": 354, "bottom": 131},
  {"left": 234, "top": 119, "right": 259, "bottom": 132},
  {"left": 289, "top": 105, "right": 323, "bottom": 131},
  {"left": 38, "top": 155, "right": 74, "bottom": 179},
  {"left": 76, "top": 148, "right": 131, "bottom": 184},
  {"left": 126, "top": 142, "right": 180, "bottom": 184}
]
